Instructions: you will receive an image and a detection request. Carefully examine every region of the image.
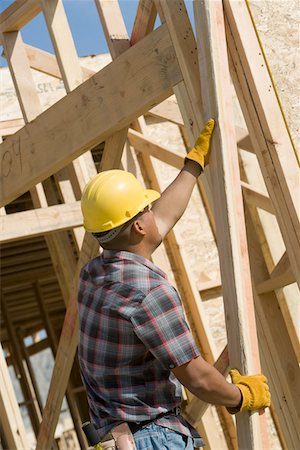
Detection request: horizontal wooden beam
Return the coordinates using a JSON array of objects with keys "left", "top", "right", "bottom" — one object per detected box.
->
[
  {"left": 199, "top": 277, "right": 222, "bottom": 301},
  {"left": 128, "top": 128, "right": 183, "bottom": 169},
  {"left": 241, "top": 181, "right": 274, "bottom": 214},
  {"left": 0, "top": 24, "right": 182, "bottom": 207},
  {"left": 23, "top": 44, "right": 95, "bottom": 81},
  {"left": 0, "top": 118, "right": 25, "bottom": 137},
  {"left": 1, "top": 267, "right": 56, "bottom": 287},
  {"left": 148, "top": 96, "right": 184, "bottom": 125},
  {"left": 0, "top": 201, "right": 82, "bottom": 243},
  {"left": 256, "top": 253, "right": 295, "bottom": 293},
  {"left": 0, "top": 0, "right": 40, "bottom": 34},
  {"left": 256, "top": 269, "right": 295, "bottom": 294}
]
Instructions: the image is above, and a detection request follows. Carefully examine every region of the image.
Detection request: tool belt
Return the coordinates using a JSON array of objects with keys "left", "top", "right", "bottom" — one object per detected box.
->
[{"left": 102, "top": 406, "right": 181, "bottom": 450}]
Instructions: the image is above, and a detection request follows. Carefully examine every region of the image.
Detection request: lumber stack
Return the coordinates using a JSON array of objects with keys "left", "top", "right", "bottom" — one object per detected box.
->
[{"left": 0, "top": 1, "right": 299, "bottom": 449}]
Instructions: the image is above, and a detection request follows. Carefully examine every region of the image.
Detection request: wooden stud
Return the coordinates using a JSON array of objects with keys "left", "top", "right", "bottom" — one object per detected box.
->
[
  {"left": 130, "top": 0, "right": 157, "bottom": 45},
  {"left": 35, "top": 282, "right": 88, "bottom": 449},
  {"left": 193, "top": 2, "right": 268, "bottom": 446},
  {"left": 0, "top": 0, "right": 40, "bottom": 34},
  {"left": 40, "top": 0, "right": 83, "bottom": 92},
  {"left": 1, "top": 295, "right": 42, "bottom": 437},
  {"left": 1, "top": 31, "right": 41, "bottom": 122},
  {"left": 224, "top": 0, "right": 300, "bottom": 288},
  {"left": 245, "top": 205, "right": 300, "bottom": 448},
  {"left": 95, "top": 0, "right": 131, "bottom": 58},
  {"left": 0, "top": 342, "right": 29, "bottom": 449}
]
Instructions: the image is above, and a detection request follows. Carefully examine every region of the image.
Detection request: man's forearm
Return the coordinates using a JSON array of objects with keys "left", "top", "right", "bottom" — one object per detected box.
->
[
  {"left": 152, "top": 161, "right": 202, "bottom": 239},
  {"left": 172, "top": 356, "right": 242, "bottom": 408}
]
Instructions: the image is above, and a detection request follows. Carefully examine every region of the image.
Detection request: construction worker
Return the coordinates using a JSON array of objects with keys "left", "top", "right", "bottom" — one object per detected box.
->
[{"left": 78, "top": 119, "right": 271, "bottom": 450}]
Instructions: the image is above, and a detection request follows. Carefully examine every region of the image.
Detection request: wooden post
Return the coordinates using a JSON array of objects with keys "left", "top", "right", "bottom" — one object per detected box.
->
[
  {"left": 1, "top": 295, "right": 42, "bottom": 437},
  {"left": 0, "top": 343, "right": 29, "bottom": 450},
  {"left": 193, "top": 1, "right": 269, "bottom": 447},
  {"left": 223, "top": 0, "right": 300, "bottom": 289},
  {"left": 35, "top": 282, "right": 88, "bottom": 449},
  {"left": 244, "top": 205, "right": 300, "bottom": 448}
]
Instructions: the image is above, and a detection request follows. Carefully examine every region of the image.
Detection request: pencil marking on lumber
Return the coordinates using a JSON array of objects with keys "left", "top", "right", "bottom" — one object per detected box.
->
[
  {"left": 13, "top": 136, "right": 22, "bottom": 174},
  {"left": 1, "top": 150, "right": 12, "bottom": 177}
]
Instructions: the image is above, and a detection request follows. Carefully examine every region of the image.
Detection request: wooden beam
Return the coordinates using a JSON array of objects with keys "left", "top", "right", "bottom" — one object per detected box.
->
[
  {"left": 0, "top": 343, "right": 29, "bottom": 450},
  {"left": 26, "top": 337, "right": 50, "bottom": 357},
  {"left": 271, "top": 252, "right": 290, "bottom": 279},
  {"left": 241, "top": 181, "right": 274, "bottom": 214},
  {"left": 93, "top": 0, "right": 132, "bottom": 172},
  {"left": 41, "top": 0, "right": 83, "bottom": 92},
  {"left": 0, "top": 201, "right": 82, "bottom": 243},
  {"left": 2, "top": 31, "right": 42, "bottom": 122},
  {"left": 41, "top": 0, "right": 97, "bottom": 252},
  {"left": 35, "top": 282, "right": 88, "bottom": 449},
  {"left": 256, "top": 252, "right": 295, "bottom": 294},
  {"left": 193, "top": 1, "right": 268, "bottom": 447},
  {"left": 0, "top": 118, "right": 24, "bottom": 136},
  {"left": 224, "top": 0, "right": 300, "bottom": 289},
  {"left": 148, "top": 96, "right": 184, "bottom": 125},
  {"left": 128, "top": 128, "right": 183, "bottom": 169},
  {"left": 0, "top": 24, "right": 182, "bottom": 207},
  {"left": 1, "top": 295, "right": 42, "bottom": 437},
  {"left": 23, "top": 43, "right": 95, "bottom": 80},
  {"left": 256, "top": 269, "right": 295, "bottom": 294},
  {"left": 245, "top": 205, "right": 300, "bottom": 448},
  {"left": 24, "top": 43, "right": 62, "bottom": 78},
  {"left": 199, "top": 277, "right": 222, "bottom": 301},
  {"left": 0, "top": 0, "right": 40, "bottom": 34},
  {"left": 130, "top": 0, "right": 157, "bottom": 45},
  {"left": 95, "top": 0, "right": 130, "bottom": 58}
]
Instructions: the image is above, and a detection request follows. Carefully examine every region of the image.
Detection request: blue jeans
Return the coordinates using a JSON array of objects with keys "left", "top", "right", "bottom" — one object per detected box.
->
[{"left": 133, "top": 423, "right": 195, "bottom": 450}]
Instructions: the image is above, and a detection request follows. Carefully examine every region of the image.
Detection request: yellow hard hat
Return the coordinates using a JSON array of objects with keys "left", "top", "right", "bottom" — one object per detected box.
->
[{"left": 81, "top": 170, "right": 161, "bottom": 233}]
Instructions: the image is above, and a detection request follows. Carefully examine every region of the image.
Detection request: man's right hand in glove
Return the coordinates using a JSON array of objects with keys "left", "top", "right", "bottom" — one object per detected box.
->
[
  {"left": 227, "top": 369, "right": 271, "bottom": 414},
  {"left": 171, "top": 354, "right": 271, "bottom": 413}
]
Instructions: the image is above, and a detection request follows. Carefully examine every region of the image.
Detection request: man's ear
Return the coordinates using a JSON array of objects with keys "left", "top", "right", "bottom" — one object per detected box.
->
[{"left": 132, "top": 219, "right": 146, "bottom": 236}]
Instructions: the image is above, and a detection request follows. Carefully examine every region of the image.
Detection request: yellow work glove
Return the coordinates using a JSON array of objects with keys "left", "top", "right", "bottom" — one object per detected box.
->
[
  {"left": 185, "top": 118, "right": 215, "bottom": 171},
  {"left": 227, "top": 369, "right": 271, "bottom": 414}
]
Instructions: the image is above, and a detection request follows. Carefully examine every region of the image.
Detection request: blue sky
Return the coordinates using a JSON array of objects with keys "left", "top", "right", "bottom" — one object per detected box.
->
[{"left": 0, "top": 0, "right": 194, "bottom": 67}]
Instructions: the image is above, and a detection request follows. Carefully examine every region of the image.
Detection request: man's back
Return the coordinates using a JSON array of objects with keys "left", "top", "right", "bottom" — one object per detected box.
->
[{"left": 78, "top": 250, "right": 200, "bottom": 440}]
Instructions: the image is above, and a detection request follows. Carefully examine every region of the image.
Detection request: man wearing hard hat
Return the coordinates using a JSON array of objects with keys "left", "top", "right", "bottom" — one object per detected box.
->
[{"left": 78, "top": 119, "right": 270, "bottom": 450}]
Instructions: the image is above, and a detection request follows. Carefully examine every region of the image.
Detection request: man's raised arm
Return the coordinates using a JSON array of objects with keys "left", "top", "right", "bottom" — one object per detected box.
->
[{"left": 152, "top": 119, "right": 215, "bottom": 239}]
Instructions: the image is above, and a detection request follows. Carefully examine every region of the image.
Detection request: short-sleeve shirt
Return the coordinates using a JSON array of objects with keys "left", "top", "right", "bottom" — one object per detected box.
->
[{"left": 77, "top": 250, "right": 201, "bottom": 442}]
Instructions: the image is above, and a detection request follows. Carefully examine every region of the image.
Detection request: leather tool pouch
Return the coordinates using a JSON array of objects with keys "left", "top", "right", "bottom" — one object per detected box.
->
[
  {"left": 101, "top": 439, "right": 116, "bottom": 450},
  {"left": 111, "top": 423, "right": 137, "bottom": 450}
]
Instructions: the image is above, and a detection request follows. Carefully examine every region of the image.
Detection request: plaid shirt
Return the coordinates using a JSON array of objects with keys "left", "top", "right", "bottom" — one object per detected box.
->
[{"left": 78, "top": 250, "right": 202, "bottom": 445}]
